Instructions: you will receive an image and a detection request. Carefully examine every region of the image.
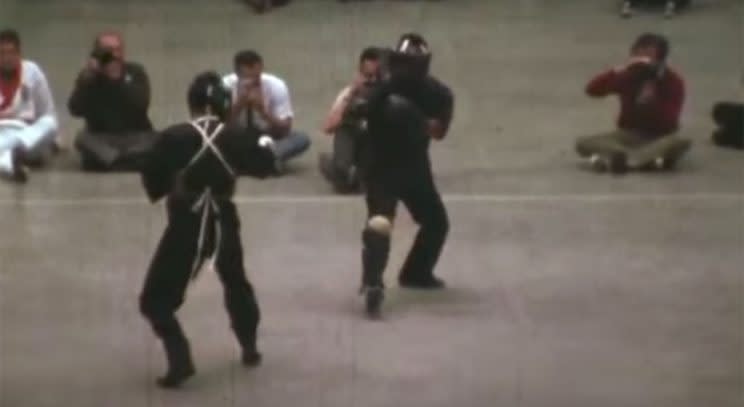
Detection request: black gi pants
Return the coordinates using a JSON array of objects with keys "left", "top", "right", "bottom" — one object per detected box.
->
[
  {"left": 139, "top": 198, "right": 260, "bottom": 360},
  {"left": 362, "top": 166, "right": 449, "bottom": 288},
  {"left": 712, "top": 102, "right": 744, "bottom": 150}
]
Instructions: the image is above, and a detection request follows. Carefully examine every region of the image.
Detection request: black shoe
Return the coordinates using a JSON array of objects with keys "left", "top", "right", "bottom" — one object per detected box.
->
[
  {"left": 363, "top": 286, "right": 384, "bottom": 319},
  {"left": 156, "top": 365, "right": 195, "bottom": 389},
  {"left": 399, "top": 276, "right": 446, "bottom": 290},
  {"left": 608, "top": 152, "right": 628, "bottom": 175},
  {"left": 242, "top": 350, "right": 262, "bottom": 367},
  {"left": 156, "top": 340, "right": 195, "bottom": 389}
]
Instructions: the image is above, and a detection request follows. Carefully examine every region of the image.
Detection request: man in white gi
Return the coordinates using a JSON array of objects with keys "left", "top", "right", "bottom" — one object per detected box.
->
[{"left": 0, "top": 29, "right": 58, "bottom": 183}]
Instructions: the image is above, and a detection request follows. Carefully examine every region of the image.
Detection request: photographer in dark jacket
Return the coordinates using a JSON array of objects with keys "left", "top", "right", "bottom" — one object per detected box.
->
[
  {"left": 354, "top": 33, "right": 454, "bottom": 318},
  {"left": 68, "top": 32, "right": 155, "bottom": 171}
]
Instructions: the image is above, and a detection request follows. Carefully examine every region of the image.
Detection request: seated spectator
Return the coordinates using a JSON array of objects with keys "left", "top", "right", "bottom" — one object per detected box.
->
[
  {"left": 223, "top": 50, "right": 310, "bottom": 174},
  {"left": 68, "top": 31, "right": 156, "bottom": 171},
  {"left": 712, "top": 102, "right": 743, "bottom": 150},
  {"left": 621, "top": 0, "right": 691, "bottom": 18},
  {"left": 319, "top": 47, "right": 383, "bottom": 193},
  {"left": 576, "top": 33, "right": 691, "bottom": 174},
  {"left": 0, "top": 29, "right": 59, "bottom": 183}
]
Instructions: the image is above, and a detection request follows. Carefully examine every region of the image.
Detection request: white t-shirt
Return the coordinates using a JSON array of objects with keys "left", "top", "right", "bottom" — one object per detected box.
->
[
  {"left": 222, "top": 72, "right": 294, "bottom": 132},
  {"left": 0, "top": 60, "right": 57, "bottom": 125}
]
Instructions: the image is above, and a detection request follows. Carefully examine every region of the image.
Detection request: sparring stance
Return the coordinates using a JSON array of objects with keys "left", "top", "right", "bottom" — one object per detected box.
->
[
  {"left": 711, "top": 102, "right": 743, "bottom": 150},
  {"left": 355, "top": 33, "right": 454, "bottom": 318},
  {"left": 139, "top": 71, "right": 276, "bottom": 388}
]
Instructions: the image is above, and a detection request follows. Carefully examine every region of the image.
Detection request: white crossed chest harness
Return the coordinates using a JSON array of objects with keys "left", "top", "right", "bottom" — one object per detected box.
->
[{"left": 185, "top": 115, "right": 236, "bottom": 281}]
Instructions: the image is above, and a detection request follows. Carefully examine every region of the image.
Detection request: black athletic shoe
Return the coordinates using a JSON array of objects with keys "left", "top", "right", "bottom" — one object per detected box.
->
[
  {"left": 363, "top": 286, "right": 384, "bottom": 319},
  {"left": 242, "top": 350, "right": 263, "bottom": 367},
  {"left": 156, "top": 339, "right": 196, "bottom": 389},
  {"left": 156, "top": 364, "right": 195, "bottom": 389},
  {"left": 399, "top": 276, "right": 446, "bottom": 290}
]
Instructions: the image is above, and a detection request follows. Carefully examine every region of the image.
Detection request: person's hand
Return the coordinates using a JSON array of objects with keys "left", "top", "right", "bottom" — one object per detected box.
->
[
  {"left": 351, "top": 73, "right": 366, "bottom": 92},
  {"left": 247, "top": 87, "right": 265, "bottom": 111},
  {"left": 614, "top": 56, "right": 653, "bottom": 73},
  {"left": 81, "top": 58, "right": 100, "bottom": 79}
]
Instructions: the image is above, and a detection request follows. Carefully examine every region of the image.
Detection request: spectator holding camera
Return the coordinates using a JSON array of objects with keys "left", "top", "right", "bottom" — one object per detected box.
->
[
  {"left": 319, "top": 47, "right": 383, "bottom": 193},
  {"left": 0, "top": 28, "right": 59, "bottom": 183},
  {"left": 68, "top": 31, "right": 155, "bottom": 171},
  {"left": 576, "top": 33, "right": 690, "bottom": 174},
  {"left": 223, "top": 50, "right": 310, "bottom": 174}
]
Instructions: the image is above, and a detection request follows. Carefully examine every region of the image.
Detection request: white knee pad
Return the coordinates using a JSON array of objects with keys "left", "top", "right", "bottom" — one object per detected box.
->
[{"left": 367, "top": 215, "right": 392, "bottom": 235}]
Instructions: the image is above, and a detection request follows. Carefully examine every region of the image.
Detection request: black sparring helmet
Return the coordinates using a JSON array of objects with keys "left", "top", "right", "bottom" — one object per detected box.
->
[
  {"left": 387, "top": 32, "right": 432, "bottom": 79},
  {"left": 187, "top": 71, "right": 232, "bottom": 120}
]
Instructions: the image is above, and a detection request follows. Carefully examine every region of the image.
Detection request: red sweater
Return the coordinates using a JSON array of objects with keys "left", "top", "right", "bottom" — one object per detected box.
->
[{"left": 586, "top": 67, "right": 684, "bottom": 136}]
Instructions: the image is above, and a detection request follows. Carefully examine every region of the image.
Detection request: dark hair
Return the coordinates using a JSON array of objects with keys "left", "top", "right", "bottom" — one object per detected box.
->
[
  {"left": 359, "top": 47, "right": 382, "bottom": 64},
  {"left": 632, "top": 33, "right": 669, "bottom": 61},
  {"left": 233, "top": 50, "right": 263, "bottom": 71},
  {"left": 0, "top": 29, "right": 21, "bottom": 49},
  {"left": 187, "top": 71, "right": 231, "bottom": 119}
]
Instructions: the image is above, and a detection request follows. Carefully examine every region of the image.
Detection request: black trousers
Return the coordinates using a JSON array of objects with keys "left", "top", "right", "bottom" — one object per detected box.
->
[
  {"left": 139, "top": 199, "right": 260, "bottom": 355},
  {"left": 75, "top": 130, "right": 157, "bottom": 172},
  {"left": 712, "top": 102, "right": 744, "bottom": 150},
  {"left": 361, "top": 167, "right": 449, "bottom": 287}
]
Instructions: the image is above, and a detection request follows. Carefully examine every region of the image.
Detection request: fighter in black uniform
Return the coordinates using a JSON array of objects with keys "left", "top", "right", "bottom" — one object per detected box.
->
[
  {"left": 139, "top": 71, "right": 276, "bottom": 388},
  {"left": 355, "top": 33, "right": 455, "bottom": 318}
]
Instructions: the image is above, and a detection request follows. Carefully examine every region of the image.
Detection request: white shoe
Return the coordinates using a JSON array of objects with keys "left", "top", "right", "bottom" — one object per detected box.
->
[
  {"left": 654, "top": 157, "right": 666, "bottom": 170},
  {"left": 621, "top": 1, "right": 633, "bottom": 18},
  {"left": 589, "top": 154, "right": 608, "bottom": 172},
  {"left": 664, "top": 1, "right": 676, "bottom": 18}
]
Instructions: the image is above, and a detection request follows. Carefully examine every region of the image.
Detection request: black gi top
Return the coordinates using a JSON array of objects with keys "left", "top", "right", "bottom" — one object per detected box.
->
[
  {"left": 141, "top": 117, "right": 274, "bottom": 203},
  {"left": 359, "top": 75, "right": 454, "bottom": 178}
]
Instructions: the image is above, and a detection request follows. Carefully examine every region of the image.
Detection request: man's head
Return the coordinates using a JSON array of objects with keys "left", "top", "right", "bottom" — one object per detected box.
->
[
  {"left": 631, "top": 32, "right": 669, "bottom": 63},
  {"left": 358, "top": 47, "right": 383, "bottom": 85},
  {"left": 387, "top": 32, "right": 432, "bottom": 82},
  {"left": 94, "top": 31, "right": 125, "bottom": 61},
  {"left": 188, "top": 71, "right": 232, "bottom": 120},
  {"left": 92, "top": 31, "right": 126, "bottom": 79},
  {"left": 0, "top": 29, "right": 22, "bottom": 78},
  {"left": 233, "top": 50, "right": 263, "bottom": 85}
]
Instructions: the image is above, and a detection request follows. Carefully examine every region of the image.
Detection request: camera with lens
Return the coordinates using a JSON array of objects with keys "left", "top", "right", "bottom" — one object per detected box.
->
[
  {"left": 90, "top": 48, "right": 115, "bottom": 66},
  {"left": 628, "top": 61, "right": 665, "bottom": 83},
  {"left": 341, "top": 81, "right": 379, "bottom": 131}
]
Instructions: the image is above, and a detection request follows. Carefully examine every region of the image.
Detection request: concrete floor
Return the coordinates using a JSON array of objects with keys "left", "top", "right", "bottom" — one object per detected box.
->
[{"left": 0, "top": 0, "right": 742, "bottom": 406}]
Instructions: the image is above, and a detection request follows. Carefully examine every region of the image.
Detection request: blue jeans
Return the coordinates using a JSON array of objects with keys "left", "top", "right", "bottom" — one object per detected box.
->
[{"left": 273, "top": 130, "right": 311, "bottom": 162}]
